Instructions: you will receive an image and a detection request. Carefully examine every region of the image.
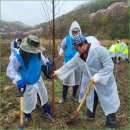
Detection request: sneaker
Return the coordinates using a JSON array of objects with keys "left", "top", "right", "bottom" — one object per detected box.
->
[
  {"left": 59, "top": 98, "right": 65, "bottom": 104},
  {"left": 43, "top": 103, "right": 52, "bottom": 119},
  {"left": 82, "top": 115, "right": 95, "bottom": 121},
  {"left": 72, "top": 96, "right": 78, "bottom": 102},
  {"left": 24, "top": 113, "right": 31, "bottom": 123},
  {"left": 106, "top": 127, "right": 115, "bottom": 130},
  {"left": 82, "top": 110, "right": 95, "bottom": 121},
  {"left": 44, "top": 112, "right": 52, "bottom": 119}
]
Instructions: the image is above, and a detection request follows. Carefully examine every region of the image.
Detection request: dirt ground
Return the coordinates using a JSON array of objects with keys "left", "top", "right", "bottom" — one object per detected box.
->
[
  {"left": 0, "top": 60, "right": 129, "bottom": 129},
  {"left": 0, "top": 40, "right": 129, "bottom": 129}
]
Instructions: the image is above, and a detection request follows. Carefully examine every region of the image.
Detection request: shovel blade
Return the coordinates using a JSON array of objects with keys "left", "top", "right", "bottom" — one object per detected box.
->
[{"left": 66, "top": 111, "right": 79, "bottom": 124}]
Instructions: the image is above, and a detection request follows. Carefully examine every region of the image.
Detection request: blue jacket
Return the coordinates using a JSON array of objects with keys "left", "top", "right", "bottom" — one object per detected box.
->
[
  {"left": 13, "top": 41, "right": 20, "bottom": 49},
  {"left": 64, "top": 35, "right": 77, "bottom": 62},
  {"left": 15, "top": 53, "right": 41, "bottom": 84}
]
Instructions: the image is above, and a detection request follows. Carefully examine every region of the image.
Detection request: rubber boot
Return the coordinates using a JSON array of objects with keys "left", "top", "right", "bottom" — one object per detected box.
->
[
  {"left": 59, "top": 85, "right": 69, "bottom": 103},
  {"left": 106, "top": 113, "right": 116, "bottom": 128}
]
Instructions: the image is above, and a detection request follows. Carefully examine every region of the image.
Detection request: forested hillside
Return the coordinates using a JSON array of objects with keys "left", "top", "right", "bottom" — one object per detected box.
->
[{"left": 37, "top": 0, "right": 128, "bottom": 39}]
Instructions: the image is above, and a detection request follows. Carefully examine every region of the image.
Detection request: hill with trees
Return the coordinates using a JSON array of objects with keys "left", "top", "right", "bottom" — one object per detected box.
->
[
  {"left": 0, "top": 20, "right": 31, "bottom": 38},
  {"left": 37, "top": 0, "right": 128, "bottom": 39}
]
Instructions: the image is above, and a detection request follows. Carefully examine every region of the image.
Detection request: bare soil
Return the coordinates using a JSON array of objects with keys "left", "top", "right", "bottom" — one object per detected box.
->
[
  {"left": 0, "top": 40, "right": 129, "bottom": 129},
  {"left": 0, "top": 61, "right": 129, "bottom": 129}
]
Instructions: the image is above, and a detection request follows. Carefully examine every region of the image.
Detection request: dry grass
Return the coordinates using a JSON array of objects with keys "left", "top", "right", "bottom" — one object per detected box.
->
[{"left": 100, "top": 39, "right": 129, "bottom": 47}]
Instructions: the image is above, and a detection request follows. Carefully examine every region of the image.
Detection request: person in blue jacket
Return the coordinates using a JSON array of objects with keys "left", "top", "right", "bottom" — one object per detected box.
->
[
  {"left": 58, "top": 21, "right": 82, "bottom": 103},
  {"left": 9, "top": 38, "right": 22, "bottom": 60},
  {"left": 7, "top": 35, "right": 52, "bottom": 123}
]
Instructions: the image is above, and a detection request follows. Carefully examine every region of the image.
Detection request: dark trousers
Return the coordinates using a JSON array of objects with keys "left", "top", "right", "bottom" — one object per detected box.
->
[
  {"left": 87, "top": 90, "right": 98, "bottom": 118},
  {"left": 87, "top": 90, "right": 117, "bottom": 128},
  {"left": 62, "top": 85, "right": 78, "bottom": 99},
  {"left": 125, "top": 58, "right": 129, "bottom": 63}
]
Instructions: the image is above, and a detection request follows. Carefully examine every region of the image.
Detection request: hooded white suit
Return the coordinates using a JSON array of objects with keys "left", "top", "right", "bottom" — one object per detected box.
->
[
  {"left": 55, "top": 36, "right": 120, "bottom": 115},
  {"left": 58, "top": 21, "right": 82, "bottom": 86}
]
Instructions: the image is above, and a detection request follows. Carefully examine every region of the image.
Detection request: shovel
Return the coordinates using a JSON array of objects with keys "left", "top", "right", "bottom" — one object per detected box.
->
[
  {"left": 66, "top": 80, "right": 95, "bottom": 124},
  {"left": 18, "top": 86, "right": 26, "bottom": 130}
]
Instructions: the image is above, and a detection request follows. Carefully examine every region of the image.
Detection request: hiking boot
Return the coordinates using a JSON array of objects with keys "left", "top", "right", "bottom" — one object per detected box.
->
[
  {"left": 24, "top": 113, "right": 31, "bottom": 123},
  {"left": 59, "top": 98, "right": 65, "bottom": 104}
]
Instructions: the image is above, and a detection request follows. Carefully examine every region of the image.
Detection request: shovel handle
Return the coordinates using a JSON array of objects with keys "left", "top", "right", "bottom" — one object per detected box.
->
[
  {"left": 18, "top": 85, "right": 26, "bottom": 127},
  {"left": 77, "top": 80, "right": 95, "bottom": 113},
  {"left": 20, "top": 96, "right": 24, "bottom": 125}
]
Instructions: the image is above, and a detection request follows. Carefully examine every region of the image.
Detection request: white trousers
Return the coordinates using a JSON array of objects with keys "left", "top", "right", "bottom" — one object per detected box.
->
[{"left": 23, "top": 77, "right": 48, "bottom": 113}]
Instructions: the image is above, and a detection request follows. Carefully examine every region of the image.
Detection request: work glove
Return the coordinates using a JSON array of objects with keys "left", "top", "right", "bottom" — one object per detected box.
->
[
  {"left": 58, "top": 48, "right": 64, "bottom": 57},
  {"left": 92, "top": 74, "right": 100, "bottom": 83},
  {"left": 55, "top": 70, "right": 60, "bottom": 74},
  {"left": 52, "top": 70, "right": 61, "bottom": 78},
  {"left": 17, "top": 79, "right": 26, "bottom": 89}
]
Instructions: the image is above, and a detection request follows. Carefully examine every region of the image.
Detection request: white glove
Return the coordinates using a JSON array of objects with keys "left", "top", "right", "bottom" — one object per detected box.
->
[
  {"left": 92, "top": 74, "right": 100, "bottom": 83},
  {"left": 58, "top": 48, "right": 64, "bottom": 56},
  {"left": 54, "top": 70, "right": 60, "bottom": 75}
]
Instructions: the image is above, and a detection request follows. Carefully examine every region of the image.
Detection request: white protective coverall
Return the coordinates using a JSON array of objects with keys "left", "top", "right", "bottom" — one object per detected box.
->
[
  {"left": 79, "top": 36, "right": 100, "bottom": 104},
  {"left": 6, "top": 53, "right": 49, "bottom": 113},
  {"left": 55, "top": 36, "right": 120, "bottom": 116},
  {"left": 58, "top": 21, "right": 82, "bottom": 86}
]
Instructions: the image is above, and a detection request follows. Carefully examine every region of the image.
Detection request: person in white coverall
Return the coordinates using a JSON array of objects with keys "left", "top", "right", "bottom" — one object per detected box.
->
[
  {"left": 7, "top": 35, "right": 52, "bottom": 123},
  {"left": 79, "top": 36, "right": 101, "bottom": 106},
  {"left": 54, "top": 34, "right": 120, "bottom": 128},
  {"left": 9, "top": 38, "right": 22, "bottom": 60},
  {"left": 58, "top": 21, "right": 82, "bottom": 103}
]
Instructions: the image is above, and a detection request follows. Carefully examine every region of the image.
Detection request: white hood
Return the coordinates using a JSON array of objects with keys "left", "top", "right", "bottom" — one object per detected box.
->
[
  {"left": 86, "top": 36, "right": 101, "bottom": 49},
  {"left": 69, "top": 21, "right": 82, "bottom": 38}
]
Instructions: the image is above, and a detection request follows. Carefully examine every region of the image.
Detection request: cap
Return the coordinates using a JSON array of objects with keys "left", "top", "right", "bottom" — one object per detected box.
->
[
  {"left": 71, "top": 27, "right": 80, "bottom": 32},
  {"left": 71, "top": 34, "right": 87, "bottom": 50}
]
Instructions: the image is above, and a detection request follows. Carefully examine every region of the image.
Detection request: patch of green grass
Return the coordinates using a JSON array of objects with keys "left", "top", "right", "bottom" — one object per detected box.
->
[
  {"left": 0, "top": 72, "right": 7, "bottom": 88},
  {"left": 54, "top": 79, "right": 62, "bottom": 98}
]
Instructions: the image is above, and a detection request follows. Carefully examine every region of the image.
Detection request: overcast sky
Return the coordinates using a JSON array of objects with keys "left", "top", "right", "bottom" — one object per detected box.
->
[{"left": 1, "top": 0, "right": 88, "bottom": 26}]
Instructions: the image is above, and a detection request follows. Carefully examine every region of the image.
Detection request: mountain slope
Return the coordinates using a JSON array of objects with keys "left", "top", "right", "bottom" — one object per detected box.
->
[
  {"left": 0, "top": 20, "right": 32, "bottom": 38},
  {"left": 38, "top": 0, "right": 128, "bottom": 39},
  {"left": 0, "top": 20, "right": 31, "bottom": 32}
]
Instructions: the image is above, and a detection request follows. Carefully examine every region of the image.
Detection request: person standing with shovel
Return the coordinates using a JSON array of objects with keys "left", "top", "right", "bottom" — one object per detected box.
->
[
  {"left": 6, "top": 35, "right": 52, "bottom": 126},
  {"left": 53, "top": 34, "right": 120, "bottom": 129}
]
